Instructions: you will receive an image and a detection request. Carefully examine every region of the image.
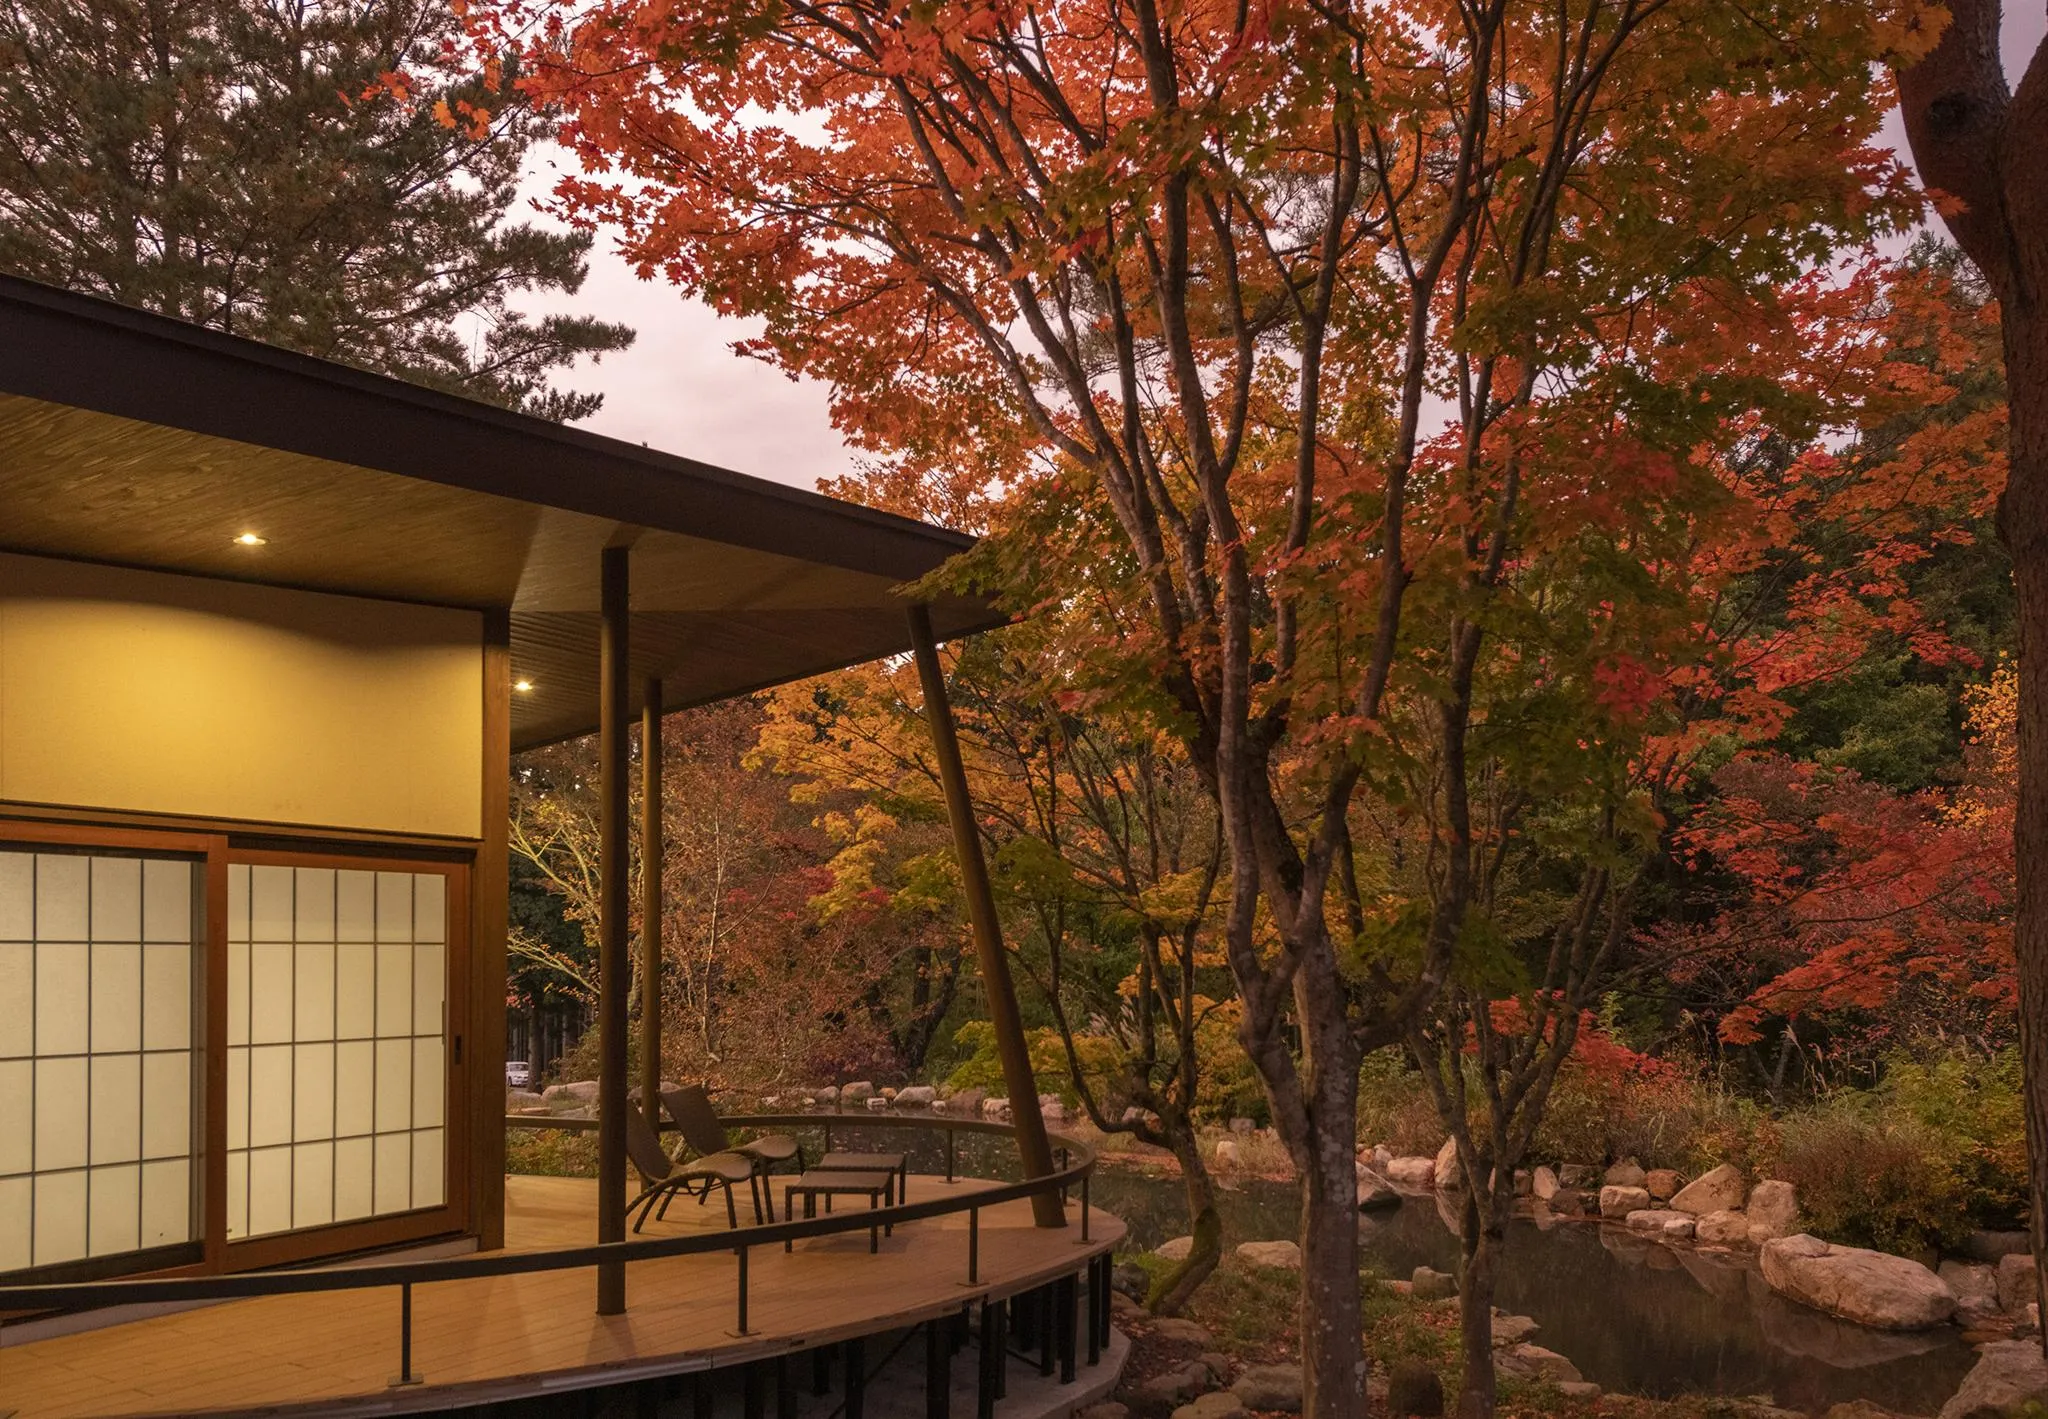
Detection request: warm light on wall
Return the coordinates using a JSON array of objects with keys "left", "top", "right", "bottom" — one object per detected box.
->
[
  {"left": 233, "top": 532, "right": 266, "bottom": 547},
  {"left": 513, "top": 679, "right": 534, "bottom": 693}
]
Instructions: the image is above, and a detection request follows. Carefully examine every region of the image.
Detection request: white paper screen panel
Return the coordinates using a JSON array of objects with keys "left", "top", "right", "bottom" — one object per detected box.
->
[
  {"left": 0, "top": 849, "right": 199, "bottom": 1274},
  {"left": 224, "top": 864, "right": 448, "bottom": 1240}
]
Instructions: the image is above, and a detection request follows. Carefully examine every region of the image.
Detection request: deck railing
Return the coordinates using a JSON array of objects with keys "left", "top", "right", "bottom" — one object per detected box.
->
[{"left": 0, "top": 1112, "right": 1106, "bottom": 1394}]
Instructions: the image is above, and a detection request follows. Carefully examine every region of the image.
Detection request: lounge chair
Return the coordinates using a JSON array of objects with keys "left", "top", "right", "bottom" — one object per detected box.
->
[
  {"left": 661, "top": 1085, "right": 804, "bottom": 1182},
  {"left": 624, "top": 1106, "right": 760, "bottom": 1231}
]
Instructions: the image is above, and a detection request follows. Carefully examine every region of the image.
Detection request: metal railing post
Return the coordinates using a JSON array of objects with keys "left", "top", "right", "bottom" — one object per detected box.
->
[
  {"left": 967, "top": 1206, "right": 979, "bottom": 1285},
  {"left": 735, "top": 1245, "right": 751, "bottom": 1335},
  {"left": 1080, "top": 1173, "right": 1090, "bottom": 1242},
  {"left": 946, "top": 1127, "right": 956, "bottom": 1183},
  {"left": 389, "top": 1281, "right": 421, "bottom": 1387}
]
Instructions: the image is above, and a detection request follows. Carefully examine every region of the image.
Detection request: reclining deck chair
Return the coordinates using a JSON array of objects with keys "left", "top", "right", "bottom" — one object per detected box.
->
[
  {"left": 661, "top": 1085, "right": 804, "bottom": 1187},
  {"left": 624, "top": 1106, "right": 760, "bottom": 1231}
]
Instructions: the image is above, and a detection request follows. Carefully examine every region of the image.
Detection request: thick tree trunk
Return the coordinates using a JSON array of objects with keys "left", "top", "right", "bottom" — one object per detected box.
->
[
  {"left": 1299, "top": 1081, "right": 1366, "bottom": 1419},
  {"left": 1149, "top": 1130, "right": 1224, "bottom": 1315},
  {"left": 1453, "top": 1184, "right": 1507, "bottom": 1419},
  {"left": 2003, "top": 303, "right": 2048, "bottom": 1355}
]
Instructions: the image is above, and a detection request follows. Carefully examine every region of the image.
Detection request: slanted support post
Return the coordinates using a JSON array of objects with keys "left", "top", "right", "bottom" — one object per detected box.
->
[
  {"left": 640, "top": 676, "right": 664, "bottom": 1127},
  {"left": 597, "top": 544, "right": 631, "bottom": 1315},
  {"left": 906, "top": 603, "right": 1063, "bottom": 1227}
]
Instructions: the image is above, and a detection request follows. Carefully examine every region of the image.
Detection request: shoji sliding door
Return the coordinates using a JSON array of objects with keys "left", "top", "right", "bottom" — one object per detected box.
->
[
  {"left": 0, "top": 848, "right": 201, "bottom": 1276},
  {"left": 224, "top": 858, "right": 464, "bottom": 1253}
]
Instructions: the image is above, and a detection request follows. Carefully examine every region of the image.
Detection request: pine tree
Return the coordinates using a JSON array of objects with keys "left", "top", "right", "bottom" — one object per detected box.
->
[{"left": 0, "top": 0, "right": 632, "bottom": 420}]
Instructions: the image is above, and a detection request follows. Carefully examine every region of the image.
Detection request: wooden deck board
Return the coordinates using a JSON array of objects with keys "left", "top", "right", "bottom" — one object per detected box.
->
[{"left": 0, "top": 1174, "right": 1122, "bottom": 1418}]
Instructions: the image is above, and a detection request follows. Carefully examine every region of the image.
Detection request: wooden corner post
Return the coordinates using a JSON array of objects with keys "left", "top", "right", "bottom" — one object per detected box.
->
[
  {"left": 640, "top": 676, "right": 664, "bottom": 1127},
  {"left": 597, "top": 546, "right": 631, "bottom": 1314},
  {"left": 905, "top": 604, "right": 1064, "bottom": 1227}
]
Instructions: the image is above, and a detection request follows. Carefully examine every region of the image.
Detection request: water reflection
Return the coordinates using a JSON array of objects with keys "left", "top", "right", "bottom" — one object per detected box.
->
[{"left": 1084, "top": 1168, "right": 1975, "bottom": 1416}]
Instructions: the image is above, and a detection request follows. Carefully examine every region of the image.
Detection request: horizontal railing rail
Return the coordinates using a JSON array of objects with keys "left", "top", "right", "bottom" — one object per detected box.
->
[{"left": 0, "top": 1113, "right": 1101, "bottom": 1357}]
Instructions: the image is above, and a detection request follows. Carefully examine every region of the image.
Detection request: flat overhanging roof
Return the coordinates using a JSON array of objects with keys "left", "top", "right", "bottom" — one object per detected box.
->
[{"left": 0, "top": 275, "right": 1003, "bottom": 749}]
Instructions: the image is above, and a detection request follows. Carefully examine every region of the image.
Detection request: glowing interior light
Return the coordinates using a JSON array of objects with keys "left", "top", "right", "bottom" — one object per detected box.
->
[
  {"left": 513, "top": 679, "right": 535, "bottom": 693},
  {"left": 233, "top": 532, "right": 267, "bottom": 547}
]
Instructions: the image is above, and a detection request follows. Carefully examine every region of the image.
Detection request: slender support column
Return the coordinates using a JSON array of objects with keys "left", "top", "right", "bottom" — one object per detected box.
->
[
  {"left": 640, "top": 676, "right": 664, "bottom": 1127},
  {"left": 906, "top": 603, "right": 1062, "bottom": 1227},
  {"left": 597, "top": 545, "right": 631, "bottom": 1315}
]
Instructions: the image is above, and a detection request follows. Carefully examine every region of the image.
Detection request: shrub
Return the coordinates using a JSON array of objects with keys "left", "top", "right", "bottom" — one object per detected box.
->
[
  {"left": 1357, "top": 1048, "right": 1449, "bottom": 1155},
  {"left": 1771, "top": 1105, "right": 1964, "bottom": 1254},
  {"left": 1877, "top": 1045, "right": 2027, "bottom": 1230}
]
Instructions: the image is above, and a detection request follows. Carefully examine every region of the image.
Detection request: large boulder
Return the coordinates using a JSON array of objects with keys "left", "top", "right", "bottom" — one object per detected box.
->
[
  {"left": 1385, "top": 1156, "right": 1437, "bottom": 1189},
  {"left": 1434, "top": 1138, "right": 1463, "bottom": 1190},
  {"left": 1236, "top": 1240, "right": 1302, "bottom": 1270},
  {"left": 1531, "top": 1166, "right": 1561, "bottom": 1202},
  {"left": 1626, "top": 1208, "right": 1695, "bottom": 1237},
  {"left": 1695, "top": 1210, "right": 1751, "bottom": 1246},
  {"left": 1138, "top": 1362, "right": 1212, "bottom": 1408},
  {"left": 1150, "top": 1317, "right": 1212, "bottom": 1345},
  {"left": 896, "top": 1084, "right": 937, "bottom": 1107},
  {"left": 1156, "top": 1236, "right": 1194, "bottom": 1261},
  {"left": 1997, "top": 1253, "right": 2039, "bottom": 1314},
  {"left": 1170, "top": 1393, "right": 1245, "bottom": 1419},
  {"left": 1214, "top": 1139, "right": 1241, "bottom": 1168},
  {"left": 1645, "top": 1168, "right": 1684, "bottom": 1202},
  {"left": 1940, "top": 1260, "right": 2002, "bottom": 1324},
  {"left": 1600, "top": 1185, "right": 1651, "bottom": 1219},
  {"left": 1671, "top": 1163, "right": 1747, "bottom": 1216},
  {"left": 1491, "top": 1312, "right": 1539, "bottom": 1346},
  {"left": 1411, "top": 1266, "right": 1457, "bottom": 1301},
  {"left": 1495, "top": 1344, "right": 1583, "bottom": 1386},
  {"left": 1759, "top": 1234, "right": 1957, "bottom": 1331},
  {"left": 1386, "top": 1360, "right": 1444, "bottom": 1417},
  {"left": 1960, "top": 1230, "right": 2034, "bottom": 1264},
  {"left": 841, "top": 1080, "right": 875, "bottom": 1103},
  {"left": 1938, "top": 1338, "right": 2048, "bottom": 1419},
  {"left": 1357, "top": 1172, "right": 1402, "bottom": 1212},
  {"left": 543, "top": 1079, "right": 598, "bottom": 1103},
  {"left": 1558, "top": 1164, "right": 1599, "bottom": 1189},
  {"left": 1230, "top": 1365, "right": 1303, "bottom": 1413},
  {"left": 1746, "top": 1180, "right": 1800, "bottom": 1239},
  {"left": 1604, "top": 1159, "right": 1647, "bottom": 1189}
]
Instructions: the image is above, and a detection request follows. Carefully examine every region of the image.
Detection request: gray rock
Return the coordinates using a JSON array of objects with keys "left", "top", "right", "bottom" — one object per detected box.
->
[
  {"left": 1434, "top": 1138, "right": 1463, "bottom": 1190},
  {"left": 1557, "top": 1383, "right": 1603, "bottom": 1401},
  {"left": 1496, "top": 1343, "right": 1583, "bottom": 1385},
  {"left": 1385, "top": 1156, "right": 1436, "bottom": 1188},
  {"left": 867, "top": 1096, "right": 890, "bottom": 1112},
  {"left": 1695, "top": 1209, "right": 1751, "bottom": 1246},
  {"left": 1745, "top": 1179, "right": 1800, "bottom": 1239},
  {"left": 1138, "top": 1362, "right": 1212, "bottom": 1407},
  {"left": 1626, "top": 1207, "right": 1694, "bottom": 1235},
  {"left": 814, "top": 1085, "right": 839, "bottom": 1104},
  {"left": 1600, "top": 1185, "right": 1651, "bottom": 1218},
  {"left": 1214, "top": 1139, "right": 1241, "bottom": 1167},
  {"left": 841, "top": 1080, "right": 875, "bottom": 1103},
  {"left": 1386, "top": 1360, "right": 1443, "bottom": 1416},
  {"left": 1490, "top": 1312, "right": 1539, "bottom": 1346},
  {"left": 895, "top": 1085, "right": 937, "bottom": 1107},
  {"left": 1235, "top": 1240, "right": 1301, "bottom": 1269},
  {"left": 1230, "top": 1364, "right": 1303, "bottom": 1412},
  {"left": 1940, "top": 1260, "right": 2001, "bottom": 1322},
  {"left": 1998, "top": 1253, "right": 2039, "bottom": 1314},
  {"left": 1411, "top": 1266, "right": 1456, "bottom": 1301},
  {"left": 1646, "top": 1168, "right": 1684, "bottom": 1201},
  {"left": 946, "top": 1087, "right": 984, "bottom": 1115},
  {"left": 1170, "top": 1392, "right": 1245, "bottom": 1419},
  {"left": 1531, "top": 1166, "right": 1560, "bottom": 1201},
  {"left": 1559, "top": 1164, "right": 1598, "bottom": 1189},
  {"left": 1513, "top": 1169, "right": 1533, "bottom": 1198},
  {"left": 1151, "top": 1317, "right": 1212, "bottom": 1345},
  {"left": 1760, "top": 1233, "right": 1957, "bottom": 1331},
  {"left": 1960, "top": 1230, "right": 2033, "bottom": 1264},
  {"left": 1671, "top": 1163, "right": 1747, "bottom": 1216},
  {"left": 1604, "top": 1159, "right": 1647, "bottom": 1189},
  {"left": 1357, "top": 1171, "right": 1401, "bottom": 1212},
  {"left": 1938, "top": 1338, "right": 2048, "bottom": 1419},
  {"left": 543, "top": 1079, "right": 599, "bottom": 1103},
  {"left": 1156, "top": 1235, "right": 1194, "bottom": 1261},
  {"left": 1113, "top": 1261, "right": 1150, "bottom": 1300},
  {"left": 982, "top": 1097, "right": 1011, "bottom": 1119}
]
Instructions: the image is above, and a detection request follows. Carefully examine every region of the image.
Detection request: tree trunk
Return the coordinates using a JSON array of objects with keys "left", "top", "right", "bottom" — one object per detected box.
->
[
  {"left": 2004, "top": 301, "right": 2048, "bottom": 1356},
  {"left": 1453, "top": 1184, "right": 1507, "bottom": 1419},
  {"left": 1299, "top": 1089, "right": 1366, "bottom": 1419},
  {"left": 1149, "top": 1129, "right": 1223, "bottom": 1315}
]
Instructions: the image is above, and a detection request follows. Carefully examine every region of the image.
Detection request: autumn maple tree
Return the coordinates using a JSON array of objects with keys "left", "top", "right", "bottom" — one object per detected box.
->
[{"left": 472, "top": 0, "right": 1938, "bottom": 1408}]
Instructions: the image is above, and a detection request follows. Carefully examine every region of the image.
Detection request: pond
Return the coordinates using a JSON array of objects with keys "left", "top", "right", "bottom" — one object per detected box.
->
[{"left": 1084, "top": 1167, "right": 1979, "bottom": 1417}]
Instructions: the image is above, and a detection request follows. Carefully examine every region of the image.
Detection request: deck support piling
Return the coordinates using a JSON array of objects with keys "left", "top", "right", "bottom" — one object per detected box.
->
[
  {"left": 844, "top": 1336, "right": 867, "bottom": 1419},
  {"left": 907, "top": 604, "right": 1062, "bottom": 1228},
  {"left": 1057, "top": 1274, "right": 1077, "bottom": 1383},
  {"left": 778, "top": 1353, "right": 800, "bottom": 1419},
  {"left": 976, "top": 1299, "right": 1001, "bottom": 1419},
  {"left": 926, "top": 1318, "right": 952, "bottom": 1419},
  {"left": 640, "top": 676, "right": 664, "bottom": 1128},
  {"left": 597, "top": 544, "right": 631, "bottom": 1316}
]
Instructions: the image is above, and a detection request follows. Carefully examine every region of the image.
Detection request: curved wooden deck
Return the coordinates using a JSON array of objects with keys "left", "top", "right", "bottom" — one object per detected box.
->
[{"left": 0, "top": 1173, "right": 1125, "bottom": 1418}]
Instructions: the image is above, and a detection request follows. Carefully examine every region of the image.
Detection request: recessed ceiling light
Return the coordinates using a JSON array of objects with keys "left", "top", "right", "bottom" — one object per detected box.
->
[
  {"left": 233, "top": 532, "right": 266, "bottom": 547},
  {"left": 513, "top": 679, "right": 535, "bottom": 693}
]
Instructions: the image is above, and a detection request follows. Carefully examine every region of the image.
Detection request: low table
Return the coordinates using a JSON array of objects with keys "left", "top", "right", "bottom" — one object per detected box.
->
[
  {"left": 815, "top": 1150, "right": 909, "bottom": 1203},
  {"left": 782, "top": 1169, "right": 898, "bottom": 1253}
]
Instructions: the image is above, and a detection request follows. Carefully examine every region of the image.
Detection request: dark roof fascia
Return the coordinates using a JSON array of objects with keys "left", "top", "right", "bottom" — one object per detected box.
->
[{"left": 0, "top": 274, "right": 974, "bottom": 585}]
